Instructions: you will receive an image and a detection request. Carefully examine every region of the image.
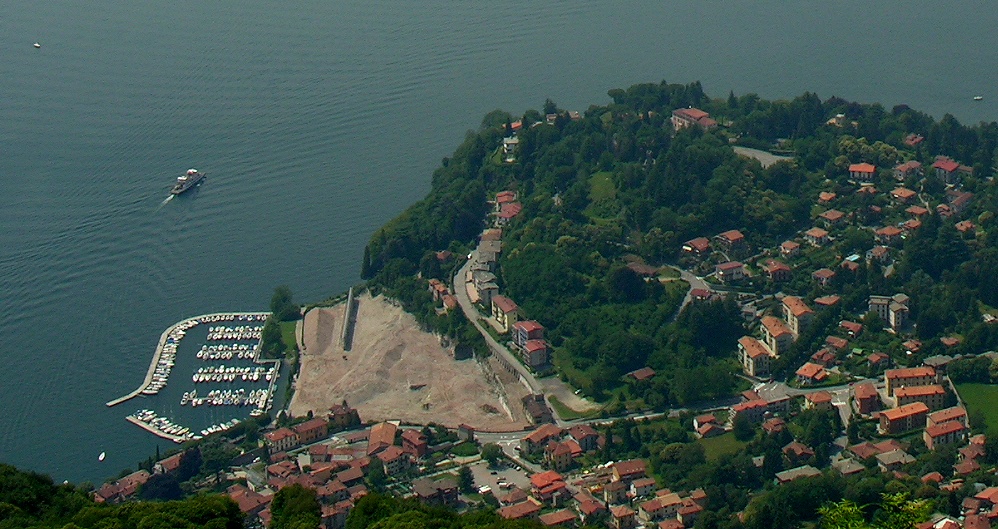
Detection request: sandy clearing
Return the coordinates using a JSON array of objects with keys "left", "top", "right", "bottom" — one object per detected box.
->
[{"left": 289, "top": 293, "right": 530, "bottom": 431}]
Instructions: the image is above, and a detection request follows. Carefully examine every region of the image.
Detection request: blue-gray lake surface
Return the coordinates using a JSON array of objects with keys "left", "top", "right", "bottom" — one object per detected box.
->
[{"left": 1, "top": 1, "right": 995, "bottom": 483}]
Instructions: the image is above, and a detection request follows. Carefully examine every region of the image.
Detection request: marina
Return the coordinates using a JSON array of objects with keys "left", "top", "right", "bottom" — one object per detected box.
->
[{"left": 108, "top": 312, "right": 277, "bottom": 443}]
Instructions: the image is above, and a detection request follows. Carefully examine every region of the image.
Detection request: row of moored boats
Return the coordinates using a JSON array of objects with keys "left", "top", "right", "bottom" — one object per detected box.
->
[
  {"left": 192, "top": 365, "right": 276, "bottom": 383},
  {"left": 206, "top": 325, "right": 263, "bottom": 341},
  {"left": 129, "top": 409, "right": 199, "bottom": 442},
  {"left": 181, "top": 388, "right": 270, "bottom": 409},
  {"left": 197, "top": 343, "right": 259, "bottom": 361}
]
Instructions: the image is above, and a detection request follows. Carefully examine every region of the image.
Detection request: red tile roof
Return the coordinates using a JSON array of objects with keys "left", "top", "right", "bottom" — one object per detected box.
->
[
  {"left": 718, "top": 229, "right": 745, "bottom": 243},
  {"left": 886, "top": 366, "right": 935, "bottom": 380},
  {"left": 492, "top": 295, "right": 518, "bottom": 314},
  {"left": 738, "top": 336, "right": 771, "bottom": 359},
  {"left": 761, "top": 316, "right": 792, "bottom": 338},
  {"left": 783, "top": 296, "right": 813, "bottom": 317},
  {"left": 933, "top": 159, "right": 960, "bottom": 172},
  {"left": 849, "top": 162, "right": 876, "bottom": 173},
  {"left": 795, "top": 362, "right": 827, "bottom": 380},
  {"left": 881, "top": 402, "right": 929, "bottom": 421}
]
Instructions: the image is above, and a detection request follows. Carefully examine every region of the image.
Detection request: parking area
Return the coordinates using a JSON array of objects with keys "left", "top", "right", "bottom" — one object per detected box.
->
[{"left": 467, "top": 459, "right": 532, "bottom": 494}]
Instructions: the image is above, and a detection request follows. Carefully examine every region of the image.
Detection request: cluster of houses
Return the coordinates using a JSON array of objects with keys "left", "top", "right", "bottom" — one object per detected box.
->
[
  {"left": 464, "top": 207, "right": 552, "bottom": 371},
  {"left": 494, "top": 453, "right": 708, "bottom": 529}
]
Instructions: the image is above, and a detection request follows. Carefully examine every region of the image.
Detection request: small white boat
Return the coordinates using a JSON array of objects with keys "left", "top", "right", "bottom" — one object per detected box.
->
[
  {"left": 974, "top": 95, "right": 984, "bottom": 101},
  {"left": 33, "top": 43, "right": 41, "bottom": 49},
  {"left": 98, "top": 451, "right": 106, "bottom": 462}
]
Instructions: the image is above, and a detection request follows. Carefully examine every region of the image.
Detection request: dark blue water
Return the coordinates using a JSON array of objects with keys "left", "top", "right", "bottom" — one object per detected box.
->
[{"left": 1, "top": 1, "right": 996, "bottom": 483}]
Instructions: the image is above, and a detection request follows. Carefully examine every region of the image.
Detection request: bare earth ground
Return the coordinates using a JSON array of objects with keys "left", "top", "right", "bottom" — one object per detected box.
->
[{"left": 289, "top": 293, "right": 530, "bottom": 431}]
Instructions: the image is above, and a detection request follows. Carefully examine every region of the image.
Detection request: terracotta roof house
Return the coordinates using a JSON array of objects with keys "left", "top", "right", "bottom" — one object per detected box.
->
[
  {"left": 671, "top": 108, "right": 717, "bottom": 131},
  {"left": 818, "top": 191, "right": 838, "bottom": 203},
  {"left": 265, "top": 428, "right": 301, "bottom": 453},
  {"left": 924, "top": 420, "right": 967, "bottom": 450},
  {"left": 825, "top": 336, "right": 849, "bottom": 350},
  {"left": 738, "top": 336, "right": 774, "bottom": 378},
  {"left": 783, "top": 441, "right": 816, "bottom": 465},
  {"left": 762, "top": 259, "right": 792, "bottom": 282},
  {"left": 840, "top": 320, "right": 863, "bottom": 336},
  {"left": 811, "top": 348, "right": 836, "bottom": 367},
  {"left": 904, "top": 134, "right": 924, "bottom": 147},
  {"left": 956, "top": 220, "right": 976, "bottom": 233},
  {"left": 568, "top": 424, "right": 599, "bottom": 452},
  {"left": 782, "top": 296, "right": 814, "bottom": 335},
  {"left": 885, "top": 366, "right": 936, "bottom": 396},
  {"left": 498, "top": 500, "right": 542, "bottom": 520},
  {"left": 867, "top": 245, "right": 890, "bottom": 263},
  {"left": 891, "top": 187, "right": 917, "bottom": 203},
  {"left": 512, "top": 320, "right": 544, "bottom": 348},
  {"left": 819, "top": 209, "right": 846, "bottom": 224},
  {"left": 875, "top": 226, "right": 903, "bottom": 245},
  {"left": 933, "top": 158, "right": 961, "bottom": 182},
  {"left": 853, "top": 382, "right": 881, "bottom": 414},
  {"left": 491, "top": 295, "right": 519, "bottom": 333},
  {"left": 811, "top": 268, "right": 836, "bottom": 286},
  {"left": 612, "top": 459, "right": 647, "bottom": 484},
  {"left": 781, "top": 240, "right": 801, "bottom": 257},
  {"left": 814, "top": 295, "right": 841, "bottom": 308},
  {"left": 804, "top": 391, "right": 833, "bottom": 411},
  {"left": 293, "top": 417, "right": 329, "bottom": 445},
  {"left": 716, "top": 229, "right": 746, "bottom": 248},
  {"left": 849, "top": 162, "right": 877, "bottom": 181},
  {"left": 540, "top": 509, "right": 577, "bottom": 527},
  {"left": 520, "top": 423, "right": 564, "bottom": 453},
  {"left": 906, "top": 205, "right": 929, "bottom": 217},
  {"left": 879, "top": 402, "right": 929, "bottom": 435},
  {"left": 366, "top": 422, "right": 398, "bottom": 456},
  {"left": 894, "top": 160, "right": 923, "bottom": 181},
  {"left": 761, "top": 315, "right": 793, "bottom": 356},
  {"left": 715, "top": 261, "right": 745, "bottom": 283},
  {"left": 795, "top": 362, "right": 828, "bottom": 385},
  {"left": 610, "top": 505, "right": 638, "bottom": 529},
  {"left": 762, "top": 417, "right": 787, "bottom": 435},
  {"left": 627, "top": 367, "right": 656, "bottom": 381},
  {"left": 894, "top": 384, "right": 946, "bottom": 411},
  {"left": 804, "top": 227, "right": 830, "bottom": 246},
  {"left": 928, "top": 406, "right": 967, "bottom": 427},
  {"left": 497, "top": 202, "right": 523, "bottom": 224},
  {"left": 683, "top": 237, "right": 711, "bottom": 255}
]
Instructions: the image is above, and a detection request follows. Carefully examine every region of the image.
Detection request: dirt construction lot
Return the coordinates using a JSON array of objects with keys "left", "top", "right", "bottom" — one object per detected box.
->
[{"left": 289, "top": 293, "right": 530, "bottom": 431}]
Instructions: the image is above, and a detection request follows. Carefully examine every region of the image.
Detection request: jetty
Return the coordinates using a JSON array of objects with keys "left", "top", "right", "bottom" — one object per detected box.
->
[{"left": 106, "top": 312, "right": 270, "bottom": 407}]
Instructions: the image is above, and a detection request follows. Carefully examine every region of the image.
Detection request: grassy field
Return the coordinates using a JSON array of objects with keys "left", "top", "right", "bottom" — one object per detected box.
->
[
  {"left": 280, "top": 320, "right": 298, "bottom": 352},
  {"left": 589, "top": 171, "right": 616, "bottom": 201},
  {"left": 698, "top": 432, "right": 746, "bottom": 461},
  {"left": 956, "top": 383, "right": 998, "bottom": 433},
  {"left": 549, "top": 395, "right": 602, "bottom": 421}
]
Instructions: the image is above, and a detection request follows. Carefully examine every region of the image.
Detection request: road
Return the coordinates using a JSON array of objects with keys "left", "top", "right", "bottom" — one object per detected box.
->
[{"left": 453, "top": 252, "right": 541, "bottom": 394}]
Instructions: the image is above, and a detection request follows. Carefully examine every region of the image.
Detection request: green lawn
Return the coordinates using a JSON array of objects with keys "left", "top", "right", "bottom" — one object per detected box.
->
[
  {"left": 548, "top": 395, "right": 601, "bottom": 421},
  {"left": 698, "top": 432, "right": 746, "bottom": 461},
  {"left": 280, "top": 320, "right": 298, "bottom": 352},
  {"left": 589, "top": 171, "right": 616, "bottom": 201},
  {"left": 956, "top": 383, "right": 998, "bottom": 433}
]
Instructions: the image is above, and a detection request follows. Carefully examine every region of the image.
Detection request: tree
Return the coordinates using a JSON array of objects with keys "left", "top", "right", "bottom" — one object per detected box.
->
[
  {"left": 481, "top": 443, "right": 503, "bottom": 467},
  {"left": 137, "top": 473, "right": 182, "bottom": 501},
  {"left": 457, "top": 466, "right": 474, "bottom": 493},
  {"left": 270, "top": 285, "right": 299, "bottom": 322},
  {"left": 733, "top": 413, "right": 755, "bottom": 441},
  {"left": 361, "top": 245, "right": 373, "bottom": 279},
  {"left": 260, "top": 317, "right": 286, "bottom": 358},
  {"left": 270, "top": 484, "right": 321, "bottom": 529}
]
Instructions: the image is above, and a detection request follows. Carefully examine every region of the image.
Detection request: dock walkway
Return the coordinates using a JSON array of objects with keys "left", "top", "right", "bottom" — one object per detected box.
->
[{"left": 106, "top": 311, "right": 270, "bottom": 407}]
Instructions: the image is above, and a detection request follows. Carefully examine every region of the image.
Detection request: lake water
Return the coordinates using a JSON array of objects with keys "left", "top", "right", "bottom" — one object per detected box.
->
[{"left": 1, "top": 1, "right": 995, "bottom": 483}]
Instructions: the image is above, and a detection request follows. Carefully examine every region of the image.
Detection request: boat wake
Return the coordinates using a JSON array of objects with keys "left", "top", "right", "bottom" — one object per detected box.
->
[{"left": 156, "top": 195, "right": 174, "bottom": 210}]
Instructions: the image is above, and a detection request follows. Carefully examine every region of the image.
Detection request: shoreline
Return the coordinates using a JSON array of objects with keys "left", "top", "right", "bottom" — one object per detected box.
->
[{"left": 105, "top": 311, "right": 270, "bottom": 408}]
